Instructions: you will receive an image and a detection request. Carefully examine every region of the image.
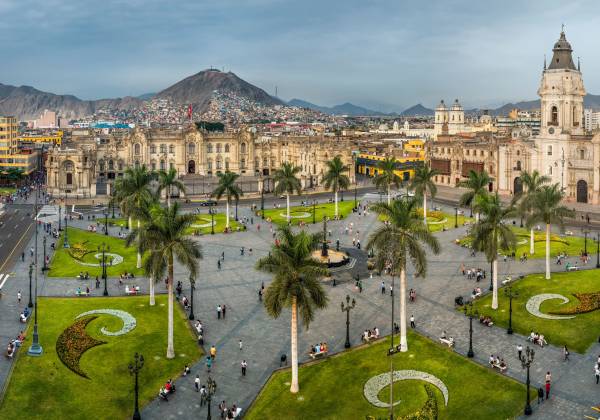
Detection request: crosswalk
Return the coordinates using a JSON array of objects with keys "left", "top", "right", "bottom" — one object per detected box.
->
[{"left": 0, "top": 273, "right": 10, "bottom": 290}]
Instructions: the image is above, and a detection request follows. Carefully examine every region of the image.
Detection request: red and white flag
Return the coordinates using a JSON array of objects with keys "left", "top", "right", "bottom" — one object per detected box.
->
[{"left": 188, "top": 104, "right": 193, "bottom": 120}]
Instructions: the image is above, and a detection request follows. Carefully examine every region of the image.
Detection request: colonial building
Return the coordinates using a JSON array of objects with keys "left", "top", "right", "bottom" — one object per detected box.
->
[
  {"left": 45, "top": 125, "right": 356, "bottom": 198},
  {"left": 498, "top": 30, "right": 600, "bottom": 204}
]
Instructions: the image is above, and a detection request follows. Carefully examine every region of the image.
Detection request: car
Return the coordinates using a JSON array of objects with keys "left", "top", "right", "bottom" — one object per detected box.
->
[{"left": 199, "top": 199, "right": 218, "bottom": 207}]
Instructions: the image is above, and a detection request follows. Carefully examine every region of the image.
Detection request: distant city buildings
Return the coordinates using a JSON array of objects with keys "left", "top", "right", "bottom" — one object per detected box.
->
[{"left": 0, "top": 116, "right": 40, "bottom": 175}]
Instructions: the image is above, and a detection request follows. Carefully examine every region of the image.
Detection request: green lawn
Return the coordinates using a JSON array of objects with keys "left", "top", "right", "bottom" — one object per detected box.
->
[
  {"left": 457, "top": 227, "right": 589, "bottom": 259},
  {"left": 47, "top": 227, "right": 144, "bottom": 278},
  {"left": 0, "top": 187, "right": 16, "bottom": 195},
  {"left": 246, "top": 331, "right": 528, "bottom": 420},
  {"left": 380, "top": 209, "right": 474, "bottom": 232},
  {"left": 0, "top": 295, "right": 201, "bottom": 420},
  {"left": 259, "top": 201, "right": 355, "bottom": 225},
  {"left": 470, "top": 269, "right": 600, "bottom": 353},
  {"left": 108, "top": 214, "right": 242, "bottom": 235}
]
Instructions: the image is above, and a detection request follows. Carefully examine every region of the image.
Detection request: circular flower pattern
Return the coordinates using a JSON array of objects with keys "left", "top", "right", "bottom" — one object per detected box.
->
[
  {"left": 279, "top": 212, "right": 311, "bottom": 219},
  {"left": 191, "top": 218, "right": 216, "bottom": 228},
  {"left": 75, "top": 253, "right": 124, "bottom": 267},
  {"left": 525, "top": 294, "right": 576, "bottom": 320},
  {"left": 75, "top": 309, "right": 137, "bottom": 336}
]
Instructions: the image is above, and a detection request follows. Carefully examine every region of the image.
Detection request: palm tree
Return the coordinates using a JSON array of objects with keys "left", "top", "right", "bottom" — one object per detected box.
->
[
  {"left": 256, "top": 226, "right": 329, "bottom": 393},
  {"left": 158, "top": 167, "right": 186, "bottom": 208},
  {"left": 410, "top": 164, "right": 438, "bottom": 225},
  {"left": 459, "top": 170, "right": 491, "bottom": 222},
  {"left": 211, "top": 171, "right": 243, "bottom": 229},
  {"left": 322, "top": 156, "right": 350, "bottom": 218},
  {"left": 367, "top": 198, "right": 439, "bottom": 351},
  {"left": 118, "top": 165, "right": 156, "bottom": 268},
  {"left": 372, "top": 157, "right": 401, "bottom": 205},
  {"left": 273, "top": 162, "right": 302, "bottom": 222},
  {"left": 526, "top": 184, "right": 574, "bottom": 280},
  {"left": 471, "top": 193, "right": 517, "bottom": 309},
  {"left": 518, "top": 170, "right": 550, "bottom": 255},
  {"left": 130, "top": 203, "right": 202, "bottom": 358}
]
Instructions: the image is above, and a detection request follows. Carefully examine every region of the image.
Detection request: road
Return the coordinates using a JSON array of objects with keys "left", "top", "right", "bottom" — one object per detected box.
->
[{"left": 0, "top": 204, "right": 35, "bottom": 276}]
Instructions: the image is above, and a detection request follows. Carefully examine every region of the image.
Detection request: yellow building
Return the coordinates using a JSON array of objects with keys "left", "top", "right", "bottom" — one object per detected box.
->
[
  {"left": 0, "top": 116, "right": 39, "bottom": 175},
  {"left": 16, "top": 131, "right": 62, "bottom": 147},
  {"left": 356, "top": 139, "right": 425, "bottom": 182},
  {"left": 0, "top": 116, "right": 18, "bottom": 153}
]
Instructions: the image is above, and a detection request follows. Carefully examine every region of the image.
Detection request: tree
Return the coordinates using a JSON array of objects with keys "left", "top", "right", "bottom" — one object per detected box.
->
[
  {"left": 471, "top": 193, "right": 517, "bottom": 309},
  {"left": 459, "top": 170, "right": 491, "bottom": 221},
  {"left": 273, "top": 162, "right": 302, "bottom": 222},
  {"left": 367, "top": 198, "right": 439, "bottom": 351},
  {"left": 130, "top": 203, "right": 202, "bottom": 358},
  {"left": 410, "top": 164, "right": 438, "bottom": 225},
  {"left": 256, "top": 226, "right": 329, "bottom": 393},
  {"left": 526, "top": 184, "right": 574, "bottom": 279},
  {"left": 372, "top": 157, "right": 401, "bottom": 205},
  {"left": 158, "top": 167, "right": 186, "bottom": 208},
  {"left": 117, "top": 165, "right": 156, "bottom": 268},
  {"left": 518, "top": 170, "right": 550, "bottom": 255},
  {"left": 211, "top": 171, "right": 243, "bottom": 229},
  {"left": 322, "top": 156, "right": 350, "bottom": 218}
]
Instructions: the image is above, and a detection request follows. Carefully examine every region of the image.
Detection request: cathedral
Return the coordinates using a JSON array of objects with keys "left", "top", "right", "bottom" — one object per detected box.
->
[{"left": 498, "top": 30, "right": 600, "bottom": 204}]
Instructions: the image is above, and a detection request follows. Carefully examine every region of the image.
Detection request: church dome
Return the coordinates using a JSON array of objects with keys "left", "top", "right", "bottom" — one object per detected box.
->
[
  {"left": 450, "top": 99, "right": 463, "bottom": 111},
  {"left": 436, "top": 100, "right": 447, "bottom": 111},
  {"left": 548, "top": 30, "right": 577, "bottom": 71}
]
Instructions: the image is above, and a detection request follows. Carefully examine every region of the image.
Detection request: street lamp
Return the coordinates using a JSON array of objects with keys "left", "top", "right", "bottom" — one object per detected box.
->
[
  {"left": 260, "top": 183, "right": 265, "bottom": 220},
  {"left": 28, "top": 263, "right": 33, "bottom": 308},
  {"left": 504, "top": 286, "right": 518, "bottom": 335},
  {"left": 98, "top": 243, "right": 110, "bottom": 296},
  {"left": 341, "top": 295, "right": 356, "bottom": 348},
  {"left": 104, "top": 210, "right": 109, "bottom": 236},
  {"left": 321, "top": 216, "right": 328, "bottom": 257},
  {"left": 235, "top": 196, "right": 239, "bottom": 221},
  {"left": 210, "top": 208, "right": 215, "bottom": 235},
  {"left": 596, "top": 232, "right": 600, "bottom": 269},
  {"left": 519, "top": 346, "right": 535, "bottom": 416},
  {"left": 188, "top": 276, "right": 196, "bottom": 320},
  {"left": 128, "top": 352, "right": 144, "bottom": 420},
  {"left": 463, "top": 302, "right": 478, "bottom": 358},
  {"left": 28, "top": 189, "right": 43, "bottom": 356},
  {"left": 312, "top": 200, "right": 316, "bottom": 225},
  {"left": 63, "top": 192, "right": 70, "bottom": 248},
  {"left": 111, "top": 189, "right": 116, "bottom": 219},
  {"left": 454, "top": 207, "right": 458, "bottom": 228},
  {"left": 353, "top": 152, "right": 358, "bottom": 210},
  {"left": 58, "top": 199, "right": 62, "bottom": 231},
  {"left": 582, "top": 228, "right": 589, "bottom": 255},
  {"left": 42, "top": 236, "right": 47, "bottom": 271},
  {"left": 206, "top": 376, "right": 217, "bottom": 420}
]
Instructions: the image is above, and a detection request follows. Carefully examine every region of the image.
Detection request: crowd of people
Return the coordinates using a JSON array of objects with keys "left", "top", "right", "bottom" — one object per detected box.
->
[
  {"left": 528, "top": 331, "right": 548, "bottom": 347},
  {"left": 362, "top": 327, "right": 380, "bottom": 342}
]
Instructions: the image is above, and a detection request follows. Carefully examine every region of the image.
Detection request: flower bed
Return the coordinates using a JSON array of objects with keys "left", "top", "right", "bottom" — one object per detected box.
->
[
  {"left": 550, "top": 292, "right": 600, "bottom": 315},
  {"left": 56, "top": 316, "right": 106, "bottom": 378}
]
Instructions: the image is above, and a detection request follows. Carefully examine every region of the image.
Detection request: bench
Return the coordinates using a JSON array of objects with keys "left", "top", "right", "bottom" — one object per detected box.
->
[
  {"left": 362, "top": 335, "right": 378, "bottom": 343},
  {"left": 567, "top": 266, "right": 579, "bottom": 271},
  {"left": 492, "top": 362, "right": 507, "bottom": 373},
  {"left": 502, "top": 276, "right": 513, "bottom": 285},
  {"left": 309, "top": 350, "right": 328, "bottom": 359},
  {"left": 439, "top": 337, "right": 454, "bottom": 348},
  {"left": 76, "top": 291, "right": 90, "bottom": 297},
  {"left": 125, "top": 286, "right": 140, "bottom": 295},
  {"left": 471, "top": 292, "right": 482, "bottom": 300},
  {"left": 76, "top": 275, "right": 90, "bottom": 280},
  {"left": 19, "top": 314, "right": 29, "bottom": 323}
]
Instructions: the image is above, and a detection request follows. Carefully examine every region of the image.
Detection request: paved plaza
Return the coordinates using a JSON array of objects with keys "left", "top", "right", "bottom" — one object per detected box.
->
[{"left": 0, "top": 194, "right": 598, "bottom": 419}]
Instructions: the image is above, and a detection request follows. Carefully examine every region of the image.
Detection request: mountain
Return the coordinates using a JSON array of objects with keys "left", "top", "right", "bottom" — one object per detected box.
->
[
  {"left": 400, "top": 104, "right": 434, "bottom": 116},
  {"left": 136, "top": 92, "right": 156, "bottom": 100},
  {"left": 287, "top": 98, "right": 385, "bottom": 116},
  {"left": 156, "top": 69, "right": 283, "bottom": 112},
  {"left": 0, "top": 83, "right": 143, "bottom": 120}
]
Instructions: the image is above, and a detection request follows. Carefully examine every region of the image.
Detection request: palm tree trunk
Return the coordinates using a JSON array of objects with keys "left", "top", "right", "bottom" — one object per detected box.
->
[
  {"left": 290, "top": 296, "right": 299, "bottom": 393},
  {"left": 530, "top": 228, "right": 535, "bottom": 255},
  {"left": 475, "top": 212, "right": 480, "bottom": 222},
  {"left": 128, "top": 216, "right": 132, "bottom": 230},
  {"left": 137, "top": 220, "right": 142, "bottom": 269},
  {"left": 387, "top": 185, "right": 391, "bottom": 205},
  {"left": 287, "top": 193, "right": 291, "bottom": 221},
  {"left": 149, "top": 276, "right": 155, "bottom": 306},
  {"left": 225, "top": 199, "right": 230, "bottom": 228},
  {"left": 545, "top": 223, "right": 551, "bottom": 280},
  {"left": 167, "top": 255, "right": 175, "bottom": 359},
  {"left": 491, "top": 258, "right": 499, "bottom": 309},
  {"left": 399, "top": 268, "right": 408, "bottom": 352},
  {"left": 167, "top": 185, "right": 171, "bottom": 209},
  {"left": 423, "top": 193, "right": 427, "bottom": 225},
  {"left": 334, "top": 190, "right": 338, "bottom": 217}
]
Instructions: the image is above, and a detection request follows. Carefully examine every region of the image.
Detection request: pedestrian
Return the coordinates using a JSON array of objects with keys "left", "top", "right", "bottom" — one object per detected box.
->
[
  {"left": 30, "top": 247, "right": 34, "bottom": 257},
  {"left": 240, "top": 247, "right": 244, "bottom": 256},
  {"left": 595, "top": 365, "right": 600, "bottom": 384},
  {"left": 410, "top": 315, "right": 415, "bottom": 329},
  {"left": 545, "top": 371, "right": 551, "bottom": 399},
  {"left": 17, "top": 290, "right": 21, "bottom": 304},
  {"left": 195, "top": 375, "right": 200, "bottom": 392},
  {"left": 200, "top": 385, "right": 207, "bottom": 405},
  {"left": 217, "top": 304, "right": 222, "bottom": 319},
  {"left": 537, "top": 387, "right": 544, "bottom": 404},
  {"left": 239, "top": 339, "right": 243, "bottom": 351},
  {"left": 390, "top": 285, "right": 393, "bottom": 296},
  {"left": 210, "top": 345, "right": 217, "bottom": 360},
  {"left": 517, "top": 343, "right": 523, "bottom": 360},
  {"left": 206, "top": 356, "right": 212, "bottom": 372},
  {"left": 258, "top": 289, "right": 262, "bottom": 301},
  {"left": 241, "top": 360, "right": 247, "bottom": 376},
  {"left": 563, "top": 345, "right": 569, "bottom": 361},
  {"left": 222, "top": 304, "right": 227, "bottom": 318},
  {"left": 381, "top": 281, "right": 385, "bottom": 294},
  {"left": 221, "top": 251, "right": 225, "bottom": 261},
  {"left": 217, "top": 259, "right": 221, "bottom": 270},
  {"left": 21, "top": 252, "right": 25, "bottom": 262},
  {"left": 95, "top": 276, "right": 100, "bottom": 288}
]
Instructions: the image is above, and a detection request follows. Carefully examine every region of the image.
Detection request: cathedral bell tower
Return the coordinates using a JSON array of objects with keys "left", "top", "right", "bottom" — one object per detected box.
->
[{"left": 538, "top": 29, "right": 586, "bottom": 137}]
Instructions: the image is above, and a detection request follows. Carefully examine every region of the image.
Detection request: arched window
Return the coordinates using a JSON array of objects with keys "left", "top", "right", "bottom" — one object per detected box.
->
[
  {"left": 188, "top": 143, "right": 195, "bottom": 154},
  {"left": 225, "top": 159, "right": 230, "bottom": 170},
  {"left": 240, "top": 142, "right": 246, "bottom": 154},
  {"left": 134, "top": 143, "right": 141, "bottom": 155},
  {"left": 150, "top": 145, "right": 156, "bottom": 154},
  {"left": 118, "top": 161, "right": 123, "bottom": 171},
  {"left": 516, "top": 160, "right": 522, "bottom": 170},
  {"left": 580, "top": 149, "right": 585, "bottom": 160},
  {"left": 108, "top": 160, "right": 114, "bottom": 170},
  {"left": 547, "top": 145, "right": 553, "bottom": 156},
  {"left": 216, "top": 156, "right": 222, "bottom": 170},
  {"left": 551, "top": 106, "right": 558, "bottom": 125},
  {"left": 516, "top": 150, "right": 520, "bottom": 156},
  {"left": 254, "top": 158, "right": 259, "bottom": 168},
  {"left": 573, "top": 106, "right": 578, "bottom": 126},
  {"left": 160, "top": 160, "right": 165, "bottom": 170},
  {"left": 241, "top": 158, "right": 246, "bottom": 169},
  {"left": 263, "top": 157, "right": 268, "bottom": 167},
  {"left": 169, "top": 145, "right": 175, "bottom": 154},
  {"left": 99, "top": 160, "right": 105, "bottom": 172},
  {"left": 225, "top": 144, "right": 230, "bottom": 153},
  {"left": 207, "top": 144, "right": 213, "bottom": 153},
  {"left": 216, "top": 143, "right": 222, "bottom": 153},
  {"left": 207, "top": 159, "right": 212, "bottom": 170},
  {"left": 548, "top": 166, "right": 553, "bottom": 175},
  {"left": 160, "top": 144, "right": 166, "bottom": 154}
]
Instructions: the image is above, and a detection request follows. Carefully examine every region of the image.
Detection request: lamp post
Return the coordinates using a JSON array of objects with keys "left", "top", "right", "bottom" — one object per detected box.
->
[
  {"left": 63, "top": 192, "right": 70, "bottom": 248},
  {"left": 312, "top": 200, "right": 316, "bottom": 225},
  {"left": 128, "top": 352, "right": 144, "bottom": 420},
  {"left": 58, "top": 199, "right": 62, "bottom": 231},
  {"left": 463, "top": 302, "right": 478, "bottom": 358},
  {"left": 582, "top": 228, "right": 589, "bottom": 255},
  {"left": 42, "top": 236, "right": 47, "bottom": 271},
  {"left": 504, "top": 286, "right": 518, "bottom": 335},
  {"left": 596, "top": 232, "right": 600, "bottom": 269},
  {"left": 206, "top": 376, "right": 217, "bottom": 420},
  {"left": 454, "top": 207, "right": 458, "bottom": 228},
  {"left": 111, "top": 189, "right": 116, "bottom": 219},
  {"left": 235, "top": 197, "right": 239, "bottom": 221},
  {"left": 519, "top": 346, "right": 535, "bottom": 416},
  {"left": 28, "top": 189, "right": 43, "bottom": 356},
  {"left": 520, "top": 216, "right": 523, "bottom": 228},
  {"left": 260, "top": 183, "right": 265, "bottom": 220},
  {"left": 321, "top": 216, "right": 328, "bottom": 257},
  {"left": 99, "top": 243, "right": 110, "bottom": 296},
  {"left": 104, "top": 210, "right": 109, "bottom": 236},
  {"left": 28, "top": 263, "right": 33, "bottom": 308},
  {"left": 341, "top": 295, "right": 356, "bottom": 348},
  {"left": 210, "top": 208, "right": 215, "bottom": 235},
  {"left": 188, "top": 276, "right": 196, "bottom": 320},
  {"left": 353, "top": 153, "right": 358, "bottom": 210}
]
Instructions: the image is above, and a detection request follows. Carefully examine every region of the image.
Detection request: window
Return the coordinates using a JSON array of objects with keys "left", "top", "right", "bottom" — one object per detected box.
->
[
  {"left": 169, "top": 145, "right": 175, "bottom": 154},
  {"left": 99, "top": 160, "right": 105, "bottom": 171},
  {"left": 151, "top": 161, "right": 156, "bottom": 171},
  {"left": 188, "top": 143, "right": 195, "bottom": 154},
  {"left": 216, "top": 143, "right": 222, "bottom": 153},
  {"left": 150, "top": 145, "right": 156, "bottom": 154},
  {"left": 516, "top": 150, "right": 520, "bottom": 156},
  {"left": 466, "top": 150, "right": 470, "bottom": 156},
  {"left": 207, "top": 144, "right": 213, "bottom": 153},
  {"left": 254, "top": 158, "right": 259, "bottom": 168},
  {"left": 240, "top": 142, "right": 246, "bottom": 154},
  {"left": 207, "top": 159, "right": 212, "bottom": 170},
  {"left": 547, "top": 145, "right": 553, "bottom": 156},
  {"left": 160, "top": 144, "right": 166, "bottom": 154},
  {"left": 160, "top": 160, "right": 165, "bottom": 170},
  {"left": 225, "top": 159, "right": 229, "bottom": 170},
  {"left": 169, "top": 162, "right": 174, "bottom": 170},
  {"left": 108, "top": 160, "right": 114, "bottom": 171},
  {"left": 551, "top": 106, "right": 558, "bottom": 125},
  {"left": 263, "top": 157, "right": 268, "bottom": 167},
  {"left": 580, "top": 149, "right": 585, "bottom": 160},
  {"left": 480, "top": 150, "right": 484, "bottom": 157},
  {"left": 118, "top": 161, "right": 123, "bottom": 171},
  {"left": 548, "top": 166, "right": 553, "bottom": 175},
  {"left": 216, "top": 157, "right": 222, "bottom": 170},
  {"left": 225, "top": 144, "right": 230, "bottom": 153},
  {"left": 516, "top": 160, "right": 521, "bottom": 170},
  {"left": 135, "top": 160, "right": 140, "bottom": 168},
  {"left": 241, "top": 158, "right": 246, "bottom": 169},
  {"left": 134, "top": 143, "right": 141, "bottom": 155}
]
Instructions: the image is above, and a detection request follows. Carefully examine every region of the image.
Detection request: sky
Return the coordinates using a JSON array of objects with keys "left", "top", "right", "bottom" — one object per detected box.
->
[{"left": 1, "top": 0, "right": 600, "bottom": 112}]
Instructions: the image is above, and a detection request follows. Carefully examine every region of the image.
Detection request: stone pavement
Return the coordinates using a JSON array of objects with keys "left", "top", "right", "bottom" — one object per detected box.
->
[{"left": 0, "top": 196, "right": 598, "bottom": 419}]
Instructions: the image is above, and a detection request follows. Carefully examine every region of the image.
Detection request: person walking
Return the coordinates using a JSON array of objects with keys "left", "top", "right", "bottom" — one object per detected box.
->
[
  {"left": 194, "top": 375, "right": 200, "bottom": 392},
  {"left": 537, "top": 387, "right": 544, "bottom": 404},
  {"left": 517, "top": 343, "right": 523, "bottom": 360},
  {"left": 241, "top": 360, "right": 247, "bottom": 376},
  {"left": 389, "top": 285, "right": 393, "bottom": 296},
  {"left": 200, "top": 384, "right": 207, "bottom": 405},
  {"left": 210, "top": 345, "right": 217, "bottom": 360},
  {"left": 17, "top": 291, "right": 21, "bottom": 304},
  {"left": 410, "top": 315, "right": 415, "bottom": 329},
  {"left": 380, "top": 281, "right": 385, "bottom": 294},
  {"left": 217, "top": 259, "right": 221, "bottom": 270},
  {"left": 217, "top": 305, "right": 222, "bottom": 319},
  {"left": 206, "top": 356, "right": 212, "bottom": 373},
  {"left": 595, "top": 365, "right": 600, "bottom": 384},
  {"left": 563, "top": 345, "right": 569, "bottom": 361},
  {"left": 239, "top": 339, "right": 243, "bottom": 351},
  {"left": 222, "top": 304, "right": 227, "bottom": 318},
  {"left": 544, "top": 371, "right": 551, "bottom": 399}
]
